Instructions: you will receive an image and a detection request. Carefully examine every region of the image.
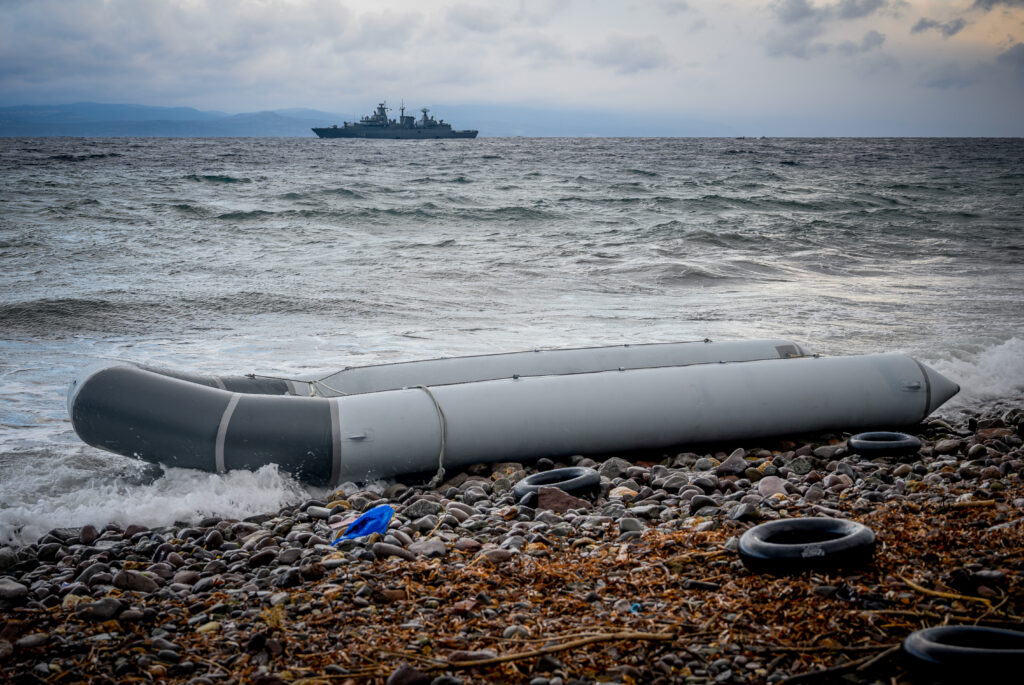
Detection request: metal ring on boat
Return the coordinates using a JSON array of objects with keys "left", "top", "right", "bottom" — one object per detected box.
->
[
  {"left": 902, "top": 626, "right": 1024, "bottom": 678},
  {"left": 737, "top": 517, "right": 876, "bottom": 574},
  {"left": 512, "top": 466, "right": 600, "bottom": 500},
  {"left": 847, "top": 431, "right": 922, "bottom": 457}
]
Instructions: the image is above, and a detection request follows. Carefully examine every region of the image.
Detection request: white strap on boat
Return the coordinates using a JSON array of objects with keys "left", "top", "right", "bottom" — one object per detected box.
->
[
  {"left": 416, "top": 384, "right": 449, "bottom": 489},
  {"left": 329, "top": 397, "right": 342, "bottom": 487},
  {"left": 215, "top": 393, "right": 241, "bottom": 474}
]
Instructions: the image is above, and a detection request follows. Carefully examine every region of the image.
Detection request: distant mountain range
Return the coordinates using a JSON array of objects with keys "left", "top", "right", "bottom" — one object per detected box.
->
[
  {"left": 0, "top": 102, "right": 734, "bottom": 137},
  {"left": 0, "top": 103, "right": 347, "bottom": 137}
]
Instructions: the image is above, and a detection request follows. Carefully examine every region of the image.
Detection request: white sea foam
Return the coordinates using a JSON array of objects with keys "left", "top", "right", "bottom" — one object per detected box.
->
[
  {"left": 926, "top": 337, "right": 1024, "bottom": 414},
  {"left": 0, "top": 462, "right": 311, "bottom": 546}
]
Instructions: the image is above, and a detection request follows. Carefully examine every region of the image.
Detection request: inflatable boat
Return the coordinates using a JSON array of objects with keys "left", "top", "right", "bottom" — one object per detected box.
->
[{"left": 67, "top": 339, "right": 959, "bottom": 486}]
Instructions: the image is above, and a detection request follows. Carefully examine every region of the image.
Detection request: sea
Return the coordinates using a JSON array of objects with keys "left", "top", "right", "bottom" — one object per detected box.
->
[{"left": 1, "top": 136, "right": 1022, "bottom": 546}]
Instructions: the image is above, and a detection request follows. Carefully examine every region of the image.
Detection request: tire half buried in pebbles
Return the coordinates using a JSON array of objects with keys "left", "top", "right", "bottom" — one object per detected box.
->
[
  {"left": 737, "top": 517, "right": 876, "bottom": 574},
  {"left": 512, "top": 466, "right": 600, "bottom": 500},
  {"left": 847, "top": 431, "right": 922, "bottom": 458},
  {"left": 902, "top": 626, "right": 1024, "bottom": 680}
]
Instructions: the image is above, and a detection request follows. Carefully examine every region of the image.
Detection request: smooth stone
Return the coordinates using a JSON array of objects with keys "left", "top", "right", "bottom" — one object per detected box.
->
[
  {"left": 502, "top": 624, "right": 531, "bottom": 639},
  {"left": 609, "top": 486, "right": 638, "bottom": 499},
  {"left": 934, "top": 439, "right": 962, "bottom": 455},
  {"left": 0, "top": 547, "right": 17, "bottom": 571},
  {"left": 968, "top": 443, "right": 989, "bottom": 459},
  {"left": 386, "top": 663, "right": 431, "bottom": 685},
  {"left": 628, "top": 504, "right": 663, "bottom": 518},
  {"left": 728, "top": 503, "right": 759, "bottom": 522},
  {"left": 715, "top": 449, "right": 748, "bottom": 476},
  {"left": 248, "top": 549, "right": 277, "bottom": 568},
  {"left": 79, "top": 524, "right": 100, "bottom": 545},
  {"left": 823, "top": 473, "right": 853, "bottom": 490},
  {"left": 76, "top": 597, "right": 124, "bottom": 620},
  {"left": 660, "top": 474, "right": 690, "bottom": 492},
  {"left": 804, "top": 484, "right": 825, "bottom": 503},
  {"left": 402, "top": 499, "right": 443, "bottom": 519},
  {"left": 172, "top": 570, "right": 200, "bottom": 585},
  {"left": 788, "top": 456, "right": 814, "bottom": 475},
  {"left": 692, "top": 476, "right": 719, "bottom": 493},
  {"left": 475, "top": 548, "right": 514, "bottom": 565},
  {"left": 536, "top": 486, "right": 591, "bottom": 514},
  {"left": 618, "top": 517, "right": 644, "bottom": 533},
  {"left": 454, "top": 537, "right": 482, "bottom": 552},
  {"left": 411, "top": 515, "right": 439, "bottom": 532},
  {"left": 372, "top": 543, "right": 416, "bottom": 561},
  {"left": 0, "top": 577, "right": 28, "bottom": 597},
  {"left": 813, "top": 445, "right": 840, "bottom": 459},
  {"left": 306, "top": 506, "right": 332, "bottom": 519},
  {"left": 757, "top": 476, "right": 787, "bottom": 498},
  {"left": 408, "top": 538, "right": 447, "bottom": 558},
  {"left": 689, "top": 494, "right": 716, "bottom": 513},
  {"left": 277, "top": 547, "right": 302, "bottom": 565},
  {"left": 598, "top": 457, "right": 632, "bottom": 480},
  {"left": 15, "top": 633, "right": 49, "bottom": 649},
  {"left": 114, "top": 570, "right": 160, "bottom": 593},
  {"left": 836, "top": 462, "right": 859, "bottom": 480},
  {"left": 694, "top": 457, "right": 717, "bottom": 471},
  {"left": 76, "top": 562, "right": 111, "bottom": 585}
]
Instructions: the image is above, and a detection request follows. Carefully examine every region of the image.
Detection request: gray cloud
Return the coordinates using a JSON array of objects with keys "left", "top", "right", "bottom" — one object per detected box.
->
[
  {"left": 836, "top": 0, "right": 888, "bottom": 20},
  {"left": 998, "top": 41, "right": 1024, "bottom": 71},
  {"left": 584, "top": 34, "right": 672, "bottom": 74},
  {"left": 446, "top": 3, "right": 503, "bottom": 33},
  {"left": 766, "top": 0, "right": 893, "bottom": 58},
  {"left": 659, "top": 1, "right": 690, "bottom": 15},
  {"left": 776, "top": 0, "right": 822, "bottom": 25},
  {"left": 774, "top": 0, "right": 890, "bottom": 24},
  {"left": 910, "top": 17, "right": 967, "bottom": 38},
  {"left": 838, "top": 29, "right": 886, "bottom": 55},
  {"left": 972, "top": 0, "right": 1024, "bottom": 11}
]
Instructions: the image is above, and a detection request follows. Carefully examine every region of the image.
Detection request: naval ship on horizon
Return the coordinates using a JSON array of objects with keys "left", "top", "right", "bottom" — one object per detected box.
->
[{"left": 312, "top": 101, "right": 478, "bottom": 139}]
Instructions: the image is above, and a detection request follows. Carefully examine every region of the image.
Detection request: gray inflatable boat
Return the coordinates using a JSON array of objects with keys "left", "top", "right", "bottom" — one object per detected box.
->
[{"left": 67, "top": 339, "right": 958, "bottom": 486}]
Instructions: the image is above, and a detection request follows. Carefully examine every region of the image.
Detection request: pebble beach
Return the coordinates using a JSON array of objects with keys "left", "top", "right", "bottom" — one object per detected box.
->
[{"left": 2, "top": 401, "right": 1022, "bottom": 684}]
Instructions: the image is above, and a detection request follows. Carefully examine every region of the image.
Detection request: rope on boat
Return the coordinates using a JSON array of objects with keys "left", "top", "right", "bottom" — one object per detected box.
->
[
  {"left": 245, "top": 372, "right": 350, "bottom": 396},
  {"left": 416, "top": 384, "right": 449, "bottom": 489}
]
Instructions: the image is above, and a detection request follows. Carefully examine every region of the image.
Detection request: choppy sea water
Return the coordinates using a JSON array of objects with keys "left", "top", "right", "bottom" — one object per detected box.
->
[{"left": 1, "top": 136, "right": 1022, "bottom": 545}]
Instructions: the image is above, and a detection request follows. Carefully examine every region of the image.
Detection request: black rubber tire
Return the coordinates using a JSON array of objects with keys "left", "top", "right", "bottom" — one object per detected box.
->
[
  {"left": 902, "top": 626, "right": 1024, "bottom": 679},
  {"left": 737, "top": 517, "right": 875, "bottom": 574},
  {"left": 847, "top": 431, "right": 921, "bottom": 457},
  {"left": 512, "top": 466, "right": 600, "bottom": 500}
]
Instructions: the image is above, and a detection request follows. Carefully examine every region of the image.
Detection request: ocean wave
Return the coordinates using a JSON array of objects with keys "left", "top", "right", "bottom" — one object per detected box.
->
[
  {"left": 0, "top": 297, "right": 169, "bottom": 337},
  {"left": 185, "top": 174, "right": 252, "bottom": 184},
  {"left": 48, "top": 152, "right": 122, "bottom": 162},
  {"left": 216, "top": 209, "right": 274, "bottom": 220},
  {"left": 321, "top": 186, "right": 365, "bottom": 198}
]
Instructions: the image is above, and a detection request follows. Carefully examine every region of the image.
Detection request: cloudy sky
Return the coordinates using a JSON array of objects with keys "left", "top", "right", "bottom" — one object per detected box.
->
[{"left": 2, "top": 0, "right": 1022, "bottom": 135}]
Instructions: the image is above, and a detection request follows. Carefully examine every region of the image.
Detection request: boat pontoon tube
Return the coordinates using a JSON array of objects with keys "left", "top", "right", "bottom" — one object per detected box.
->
[
  {"left": 126, "top": 339, "right": 810, "bottom": 397},
  {"left": 68, "top": 350, "right": 959, "bottom": 486}
]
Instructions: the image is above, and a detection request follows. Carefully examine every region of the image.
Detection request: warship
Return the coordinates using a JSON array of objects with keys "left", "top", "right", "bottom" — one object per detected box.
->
[{"left": 312, "top": 102, "right": 478, "bottom": 139}]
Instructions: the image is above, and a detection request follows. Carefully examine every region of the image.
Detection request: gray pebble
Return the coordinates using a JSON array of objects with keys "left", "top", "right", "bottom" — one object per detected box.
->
[{"left": 373, "top": 542, "right": 416, "bottom": 561}]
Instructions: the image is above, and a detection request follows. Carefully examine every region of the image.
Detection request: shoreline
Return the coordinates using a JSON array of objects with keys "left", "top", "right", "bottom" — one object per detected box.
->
[{"left": 1, "top": 402, "right": 1022, "bottom": 684}]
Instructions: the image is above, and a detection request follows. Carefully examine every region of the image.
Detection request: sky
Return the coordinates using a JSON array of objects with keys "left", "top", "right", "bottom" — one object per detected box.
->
[{"left": 1, "top": 0, "right": 1023, "bottom": 136}]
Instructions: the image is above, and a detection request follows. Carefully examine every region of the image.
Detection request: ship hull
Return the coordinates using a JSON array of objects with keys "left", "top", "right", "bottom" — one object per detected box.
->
[{"left": 312, "top": 127, "right": 477, "bottom": 139}]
